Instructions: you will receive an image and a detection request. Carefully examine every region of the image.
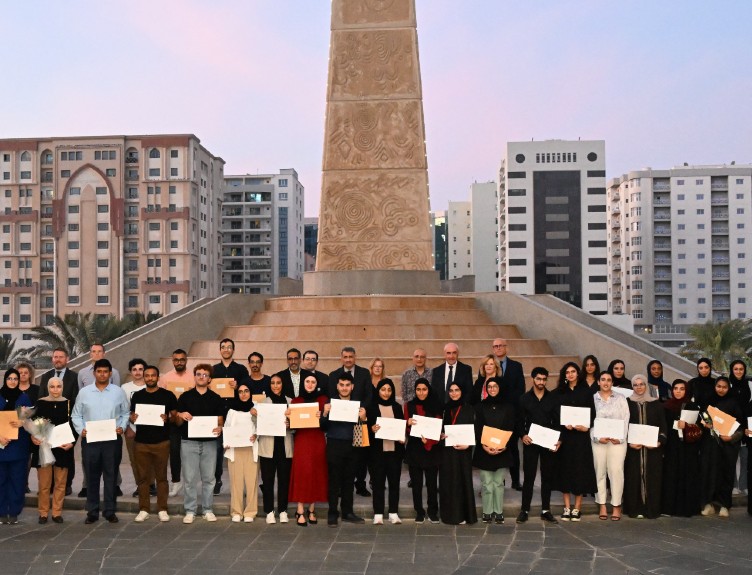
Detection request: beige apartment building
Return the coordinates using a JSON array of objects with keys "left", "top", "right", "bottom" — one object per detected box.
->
[{"left": 0, "top": 134, "right": 224, "bottom": 345}]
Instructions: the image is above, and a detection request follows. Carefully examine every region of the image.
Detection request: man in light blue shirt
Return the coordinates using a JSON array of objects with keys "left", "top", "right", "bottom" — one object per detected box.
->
[{"left": 72, "top": 359, "right": 129, "bottom": 524}]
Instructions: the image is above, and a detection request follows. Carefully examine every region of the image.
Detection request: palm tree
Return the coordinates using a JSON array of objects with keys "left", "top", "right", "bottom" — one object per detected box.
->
[
  {"left": 25, "top": 312, "right": 129, "bottom": 360},
  {"left": 679, "top": 319, "right": 752, "bottom": 373},
  {"left": 0, "top": 337, "right": 25, "bottom": 369}
]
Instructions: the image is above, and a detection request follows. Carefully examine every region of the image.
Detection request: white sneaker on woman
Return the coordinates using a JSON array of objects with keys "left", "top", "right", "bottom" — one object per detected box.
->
[
  {"left": 388, "top": 513, "right": 402, "bottom": 524},
  {"left": 372, "top": 514, "right": 384, "bottom": 525}
]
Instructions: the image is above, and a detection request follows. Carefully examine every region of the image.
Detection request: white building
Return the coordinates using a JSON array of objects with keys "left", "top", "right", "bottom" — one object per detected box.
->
[
  {"left": 221, "top": 169, "right": 304, "bottom": 294},
  {"left": 447, "top": 201, "right": 472, "bottom": 281},
  {"left": 499, "top": 140, "right": 608, "bottom": 313},
  {"left": 607, "top": 164, "right": 752, "bottom": 349}
]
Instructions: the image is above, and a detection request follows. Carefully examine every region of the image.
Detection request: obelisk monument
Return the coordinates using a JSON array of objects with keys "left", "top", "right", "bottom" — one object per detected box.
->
[{"left": 304, "top": 0, "right": 439, "bottom": 295}]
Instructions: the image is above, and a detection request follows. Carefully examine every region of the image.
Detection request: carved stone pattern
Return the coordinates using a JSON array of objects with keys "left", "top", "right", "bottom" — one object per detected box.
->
[
  {"left": 330, "top": 29, "right": 417, "bottom": 99},
  {"left": 334, "top": 0, "right": 411, "bottom": 26},
  {"left": 324, "top": 101, "right": 425, "bottom": 170},
  {"left": 317, "top": 241, "right": 432, "bottom": 271}
]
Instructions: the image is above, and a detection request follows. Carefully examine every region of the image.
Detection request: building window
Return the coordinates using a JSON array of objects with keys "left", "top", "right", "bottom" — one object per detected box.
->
[
  {"left": 170, "top": 168, "right": 178, "bottom": 177},
  {"left": 97, "top": 277, "right": 109, "bottom": 285},
  {"left": 170, "top": 222, "right": 178, "bottom": 231},
  {"left": 69, "top": 260, "right": 79, "bottom": 268},
  {"left": 279, "top": 192, "right": 288, "bottom": 201},
  {"left": 149, "top": 222, "right": 161, "bottom": 231},
  {"left": 97, "top": 223, "right": 109, "bottom": 231},
  {"left": 68, "top": 241, "right": 79, "bottom": 250},
  {"left": 149, "top": 148, "right": 161, "bottom": 159},
  {"left": 677, "top": 180, "right": 684, "bottom": 185},
  {"left": 170, "top": 294, "right": 179, "bottom": 304},
  {"left": 170, "top": 240, "right": 178, "bottom": 249},
  {"left": 97, "top": 296, "right": 109, "bottom": 304},
  {"left": 97, "top": 241, "right": 109, "bottom": 249},
  {"left": 149, "top": 295, "right": 161, "bottom": 304},
  {"left": 632, "top": 310, "right": 643, "bottom": 319},
  {"left": 68, "top": 205, "right": 79, "bottom": 214},
  {"left": 96, "top": 187, "right": 107, "bottom": 195},
  {"left": 97, "top": 205, "right": 109, "bottom": 213},
  {"left": 278, "top": 179, "right": 288, "bottom": 187},
  {"left": 97, "top": 259, "right": 109, "bottom": 268},
  {"left": 148, "top": 241, "right": 160, "bottom": 249},
  {"left": 149, "top": 168, "right": 160, "bottom": 177},
  {"left": 68, "top": 296, "right": 79, "bottom": 304},
  {"left": 20, "top": 171, "right": 31, "bottom": 179},
  {"left": 68, "top": 224, "right": 79, "bottom": 232}
]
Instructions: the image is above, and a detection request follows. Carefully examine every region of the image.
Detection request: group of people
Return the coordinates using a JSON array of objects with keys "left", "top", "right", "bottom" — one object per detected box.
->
[{"left": 1, "top": 339, "right": 751, "bottom": 527}]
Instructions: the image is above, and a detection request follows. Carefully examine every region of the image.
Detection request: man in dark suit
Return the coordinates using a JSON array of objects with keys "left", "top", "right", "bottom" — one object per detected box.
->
[
  {"left": 492, "top": 338, "right": 525, "bottom": 490},
  {"left": 431, "top": 342, "right": 473, "bottom": 404},
  {"left": 274, "top": 348, "right": 312, "bottom": 399},
  {"left": 39, "top": 347, "right": 79, "bottom": 494},
  {"left": 328, "top": 346, "right": 373, "bottom": 496},
  {"left": 302, "top": 350, "right": 330, "bottom": 397}
]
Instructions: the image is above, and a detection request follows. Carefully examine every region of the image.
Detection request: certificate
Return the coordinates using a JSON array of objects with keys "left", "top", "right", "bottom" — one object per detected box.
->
[
  {"left": 409, "top": 415, "right": 443, "bottom": 441},
  {"left": 0, "top": 411, "right": 19, "bottom": 440},
  {"left": 85, "top": 419, "right": 117, "bottom": 443},
  {"left": 135, "top": 404, "right": 165, "bottom": 427},
  {"left": 480, "top": 426, "right": 512, "bottom": 449},
  {"left": 612, "top": 387, "right": 634, "bottom": 399},
  {"left": 679, "top": 410, "right": 699, "bottom": 424},
  {"left": 223, "top": 412, "right": 255, "bottom": 448},
  {"left": 707, "top": 406, "right": 738, "bottom": 437},
  {"left": 593, "top": 417, "right": 625, "bottom": 441},
  {"left": 560, "top": 406, "right": 591, "bottom": 428},
  {"left": 289, "top": 403, "right": 320, "bottom": 429},
  {"left": 749, "top": 417, "right": 752, "bottom": 432},
  {"left": 255, "top": 403, "right": 287, "bottom": 437},
  {"left": 527, "top": 423, "right": 560, "bottom": 450},
  {"left": 163, "top": 380, "right": 191, "bottom": 398},
  {"left": 188, "top": 416, "right": 219, "bottom": 438},
  {"left": 48, "top": 423, "right": 75, "bottom": 448},
  {"left": 444, "top": 424, "right": 476, "bottom": 447},
  {"left": 211, "top": 378, "right": 235, "bottom": 399},
  {"left": 328, "top": 399, "right": 360, "bottom": 423},
  {"left": 628, "top": 423, "right": 659, "bottom": 447},
  {"left": 375, "top": 417, "right": 407, "bottom": 442}
]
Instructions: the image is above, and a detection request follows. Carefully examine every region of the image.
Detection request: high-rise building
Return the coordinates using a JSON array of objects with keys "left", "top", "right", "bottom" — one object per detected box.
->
[
  {"left": 608, "top": 164, "right": 752, "bottom": 349},
  {"left": 499, "top": 140, "right": 608, "bottom": 313},
  {"left": 0, "top": 134, "right": 224, "bottom": 344},
  {"left": 431, "top": 211, "right": 448, "bottom": 280},
  {"left": 447, "top": 200, "right": 472, "bottom": 281},
  {"left": 221, "top": 169, "right": 305, "bottom": 294}
]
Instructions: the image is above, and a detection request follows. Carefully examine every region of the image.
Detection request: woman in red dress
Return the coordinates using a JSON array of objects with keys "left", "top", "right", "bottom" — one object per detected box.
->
[{"left": 288, "top": 374, "right": 328, "bottom": 526}]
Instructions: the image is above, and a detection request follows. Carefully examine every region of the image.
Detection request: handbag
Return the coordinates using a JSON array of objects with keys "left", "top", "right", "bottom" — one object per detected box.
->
[
  {"left": 683, "top": 423, "right": 702, "bottom": 444},
  {"left": 352, "top": 423, "right": 370, "bottom": 448}
]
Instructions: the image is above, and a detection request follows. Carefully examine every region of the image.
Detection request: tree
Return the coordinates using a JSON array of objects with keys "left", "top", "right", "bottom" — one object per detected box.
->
[
  {"left": 0, "top": 337, "right": 26, "bottom": 369},
  {"left": 679, "top": 319, "right": 752, "bottom": 373}
]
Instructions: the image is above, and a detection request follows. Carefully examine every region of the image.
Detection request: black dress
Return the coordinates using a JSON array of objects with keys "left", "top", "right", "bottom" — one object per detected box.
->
[
  {"left": 472, "top": 400, "right": 515, "bottom": 471},
  {"left": 439, "top": 405, "right": 477, "bottom": 524},
  {"left": 31, "top": 399, "right": 77, "bottom": 469},
  {"left": 623, "top": 400, "right": 667, "bottom": 518},
  {"left": 661, "top": 400, "right": 701, "bottom": 517},
  {"left": 554, "top": 382, "right": 596, "bottom": 495},
  {"left": 700, "top": 394, "right": 743, "bottom": 510}
]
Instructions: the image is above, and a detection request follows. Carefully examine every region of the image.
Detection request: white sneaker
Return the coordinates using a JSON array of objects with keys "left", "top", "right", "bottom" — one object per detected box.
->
[
  {"left": 719, "top": 506, "right": 729, "bottom": 517},
  {"left": 388, "top": 513, "right": 402, "bottom": 524},
  {"left": 183, "top": 513, "right": 195, "bottom": 524},
  {"left": 279, "top": 511, "right": 289, "bottom": 523},
  {"left": 701, "top": 504, "right": 715, "bottom": 516},
  {"left": 134, "top": 510, "right": 149, "bottom": 522},
  {"left": 266, "top": 512, "right": 276, "bottom": 524},
  {"left": 204, "top": 511, "right": 217, "bottom": 522},
  {"left": 232, "top": 514, "right": 242, "bottom": 523},
  {"left": 169, "top": 482, "right": 182, "bottom": 497},
  {"left": 373, "top": 514, "right": 384, "bottom": 525},
  {"left": 158, "top": 511, "right": 170, "bottom": 522},
  {"left": 243, "top": 516, "right": 254, "bottom": 523}
]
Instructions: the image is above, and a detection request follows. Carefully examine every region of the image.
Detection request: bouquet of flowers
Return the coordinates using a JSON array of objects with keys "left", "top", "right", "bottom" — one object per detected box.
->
[{"left": 23, "top": 415, "right": 56, "bottom": 467}]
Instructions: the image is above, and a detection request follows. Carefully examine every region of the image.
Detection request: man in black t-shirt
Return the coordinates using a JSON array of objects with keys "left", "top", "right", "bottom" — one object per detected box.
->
[{"left": 130, "top": 365, "right": 178, "bottom": 523}]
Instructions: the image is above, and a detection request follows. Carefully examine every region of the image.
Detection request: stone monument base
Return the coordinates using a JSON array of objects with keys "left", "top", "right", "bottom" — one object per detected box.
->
[{"left": 303, "top": 270, "right": 440, "bottom": 296}]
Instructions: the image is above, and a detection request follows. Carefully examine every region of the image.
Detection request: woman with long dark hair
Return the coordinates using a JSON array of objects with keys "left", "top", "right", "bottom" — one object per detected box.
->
[
  {"left": 0, "top": 369, "right": 33, "bottom": 524},
  {"left": 728, "top": 360, "right": 750, "bottom": 498},
  {"left": 579, "top": 355, "right": 600, "bottom": 392},
  {"left": 606, "top": 359, "right": 631, "bottom": 390}
]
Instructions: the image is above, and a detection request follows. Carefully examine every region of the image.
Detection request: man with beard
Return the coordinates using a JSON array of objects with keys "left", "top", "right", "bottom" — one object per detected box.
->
[{"left": 162, "top": 349, "right": 193, "bottom": 497}]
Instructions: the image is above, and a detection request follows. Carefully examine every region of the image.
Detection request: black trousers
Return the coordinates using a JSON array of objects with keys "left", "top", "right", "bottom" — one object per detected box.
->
[
  {"left": 259, "top": 449, "right": 292, "bottom": 514},
  {"left": 355, "top": 445, "right": 370, "bottom": 489},
  {"left": 409, "top": 464, "right": 438, "bottom": 517},
  {"left": 371, "top": 451, "right": 402, "bottom": 515},
  {"left": 83, "top": 436, "right": 122, "bottom": 519},
  {"left": 327, "top": 439, "right": 358, "bottom": 519},
  {"left": 508, "top": 434, "right": 520, "bottom": 485},
  {"left": 169, "top": 425, "right": 181, "bottom": 483},
  {"left": 521, "top": 443, "right": 554, "bottom": 512}
]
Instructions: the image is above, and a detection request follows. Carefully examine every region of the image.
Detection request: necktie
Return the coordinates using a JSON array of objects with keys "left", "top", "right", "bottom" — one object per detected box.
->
[
  {"left": 56, "top": 370, "right": 61, "bottom": 379},
  {"left": 447, "top": 364, "right": 454, "bottom": 391}
]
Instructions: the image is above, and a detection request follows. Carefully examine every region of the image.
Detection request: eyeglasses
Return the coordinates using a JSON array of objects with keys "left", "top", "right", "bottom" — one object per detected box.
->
[
  {"left": 5, "top": 376, "right": 19, "bottom": 381},
  {"left": 195, "top": 373, "right": 210, "bottom": 378},
  {"left": 493, "top": 344, "right": 507, "bottom": 348}
]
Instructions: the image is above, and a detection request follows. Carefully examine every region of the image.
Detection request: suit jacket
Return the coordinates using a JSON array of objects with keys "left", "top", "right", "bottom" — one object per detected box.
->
[
  {"left": 328, "top": 365, "right": 372, "bottom": 405},
  {"left": 274, "top": 368, "right": 312, "bottom": 399},
  {"left": 431, "top": 361, "right": 473, "bottom": 404},
  {"left": 498, "top": 357, "right": 526, "bottom": 406},
  {"left": 310, "top": 370, "right": 330, "bottom": 397},
  {"left": 39, "top": 368, "right": 79, "bottom": 404}
]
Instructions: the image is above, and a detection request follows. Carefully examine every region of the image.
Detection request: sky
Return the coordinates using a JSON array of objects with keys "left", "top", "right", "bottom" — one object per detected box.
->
[{"left": 2, "top": 1, "right": 751, "bottom": 216}]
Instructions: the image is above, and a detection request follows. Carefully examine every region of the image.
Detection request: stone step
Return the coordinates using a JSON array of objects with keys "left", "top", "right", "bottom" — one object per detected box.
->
[
  {"left": 249, "top": 309, "right": 495, "bottom": 326},
  {"left": 221, "top": 324, "right": 523, "bottom": 340},
  {"left": 265, "top": 295, "right": 479, "bottom": 311}
]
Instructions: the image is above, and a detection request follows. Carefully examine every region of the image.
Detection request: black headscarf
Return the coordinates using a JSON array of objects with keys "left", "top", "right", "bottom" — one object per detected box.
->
[
  {"left": 1, "top": 368, "right": 22, "bottom": 410},
  {"left": 647, "top": 360, "right": 671, "bottom": 401},
  {"left": 444, "top": 382, "right": 464, "bottom": 410},
  {"left": 481, "top": 376, "right": 504, "bottom": 405},
  {"left": 409, "top": 377, "right": 441, "bottom": 417},
  {"left": 299, "top": 375, "right": 324, "bottom": 402},
  {"left": 268, "top": 380, "right": 288, "bottom": 405},
  {"left": 375, "top": 378, "right": 397, "bottom": 406},
  {"left": 230, "top": 383, "right": 253, "bottom": 413}
]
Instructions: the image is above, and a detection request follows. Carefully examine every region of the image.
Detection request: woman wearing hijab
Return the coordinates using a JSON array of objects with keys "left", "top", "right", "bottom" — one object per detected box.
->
[
  {"left": 688, "top": 358, "right": 715, "bottom": 409},
  {"left": 647, "top": 360, "right": 671, "bottom": 402},
  {"left": 0, "top": 369, "right": 33, "bottom": 524},
  {"left": 473, "top": 377, "right": 515, "bottom": 523},
  {"left": 288, "top": 374, "right": 328, "bottom": 526},
  {"left": 699, "top": 377, "right": 744, "bottom": 517},
  {"left": 661, "top": 379, "right": 702, "bottom": 517},
  {"left": 225, "top": 382, "right": 258, "bottom": 523},
  {"left": 623, "top": 374, "right": 667, "bottom": 519},
  {"left": 591, "top": 371, "right": 630, "bottom": 521},
  {"left": 471, "top": 354, "right": 500, "bottom": 405},
  {"left": 439, "top": 382, "right": 477, "bottom": 525},
  {"left": 404, "top": 378, "right": 441, "bottom": 523},
  {"left": 367, "top": 378, "right": 405, "bottom": 525},
  {"left": 728, "top": 360, "right": 750, "bottom": 498},
  {"left": 579, "top": 355, "right": 600, "bottom": 392},
  {"left": 256, "top": 374, "right": 293, "bottom": 524},
  {"left": 606, "top": 359, "right": 631, "bottom": 390},
  {"left": 555, "top": 362, "right": 596, "bottom": 521},
  {"left": 32, "top": 377, "right": 77, "bottom": 524}
]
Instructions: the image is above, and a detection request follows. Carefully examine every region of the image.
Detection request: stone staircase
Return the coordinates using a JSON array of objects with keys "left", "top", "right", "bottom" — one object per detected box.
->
[{"left": 158, "top": 295, "right": 578, "bottom": 390}]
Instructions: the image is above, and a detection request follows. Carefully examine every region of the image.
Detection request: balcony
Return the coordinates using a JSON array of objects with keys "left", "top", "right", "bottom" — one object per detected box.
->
[
  {"left": 655, "top": 286, "right": 671, "bottom": 294},
  {"left": 712, "top": 226, "right": 729, "bottom": 234},
  {"left": 654, "top": 242, "right": 671, "bottom": 250},
  {"left": 712, "top": 271, "right": 730, "bottom": 279},
  {"left": 613, "top": 263, "right": 621, "bottom": 271},
  {"left": 611, "top": 220, "right": 621, "bottom": 229},
  {"left": 654, "top": 227, "right": 670, "bottom": 235},
  {"left": 611, "top": 234, "right": 621, "bottom": 243},
  {"left": 655, "top": 272, "right": 671, "bottom": 279},
  {"left": 613, "top": 307, "right": 622, "bottom": 314},
  {"left": 711, "top": 181, "right": 728, "bottom": 191},
  {"left": 613, "top": 277, "right": 622, "bottom": 285},
  {"left": 652, "top": 182, "right": 670, "bottom": 191},
  {"left": 125, "top": 156, "right": 139, "bottom": 164},
  {"left": 612, "top": 249, "right": 621, "bottom": 257},
  {"left": 654, "top": 257, "right": 671, "bottom": 265},
  {"left": 712, "top": 257, "right": 730, "bottom": 264},
  {"left": 654, "top": 212, "right": 671, "bottom": 220},
  {"left": 655, "top": 301, "right": 673, "bottom": 309},
  {"left": 653, "top": 197, "right": 670, "bottom": 206},
  {"left": 711, "top": 196, "right": 729, "bottom": 205},
  {"left": 612, "top": 192, "right": 620, "bottom": 201},
  {"left": 712, "top": 241, "right": 730, "bottom": 249},
  {"left": 711, "top": 211, "right": 729, "bottom": 220},
  {"left": 713, "top": 299, "right": 731, "bottom": 309},
  {"left": 611, "top": 206, "right": 621, "bottom": 215}
]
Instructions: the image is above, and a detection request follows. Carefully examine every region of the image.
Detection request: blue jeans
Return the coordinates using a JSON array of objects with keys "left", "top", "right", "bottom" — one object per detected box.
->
[{"left": 181, "top": 440, "right": 217, "bottom": 515}]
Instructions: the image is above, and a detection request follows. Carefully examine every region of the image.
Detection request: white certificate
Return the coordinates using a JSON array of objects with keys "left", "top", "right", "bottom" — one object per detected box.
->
[
  {"left": 188, "top": 416, "right": 219, "bottom": 438},
  {"left": 748, "top": 417, "right": 752, "bottom": 432},
  {"left": 680, "top": 410, "right": 699, "bottom": 424},
  {"left": 85, "top": 419, "right": 117, "bottom": 443},
  {"left": 593, "top": 417, "right": 625, "bottom": 441},
  {"left": 628, "top": 423, "right": 659, "bottom": 447},
  {"left": 48, "top": 423, "right": 75, "bottom": 448},
  {"left": 328, "top": 399, "right": 360, "bottom": 423},
  {"left": 560, "top": 406, "right": 591, "bottom": 428},
  {"left": 527, "top": 423, "right": 560, "bottom": 451},
  {"left": 224, "top": 411, "right": 255, "bottom": 447},
  {"left": 612, "top": 387, "right": 634, "bottom": 399},
  {"left": 375, "top": 417, "right": 407, "bottom": 442},
  {"left": 409, "top": 414, "right": 443, "bottom": 441},
  {"left": 255, "top": 403, "right": 287, "bottom": 437},
  {"left": 135, "top": 404, "right": 165, "bottom": 427},
  {"left": 444, "top": 424, "right": 476, "bottom": 447}
]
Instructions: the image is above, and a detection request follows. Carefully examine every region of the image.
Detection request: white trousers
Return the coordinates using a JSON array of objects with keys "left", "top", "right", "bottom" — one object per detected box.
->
[{"left": 591, "top": 441, "right": 628, "bottom": 506}]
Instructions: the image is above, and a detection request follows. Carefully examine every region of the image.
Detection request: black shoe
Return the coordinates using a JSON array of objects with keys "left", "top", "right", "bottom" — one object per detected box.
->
[
  {"left": 327, "top": 516, "right": 338, "bottom": 528},
  {"left": 407, "top": 479, "right": 413, "bottom": 488},
  {"left": 149, "top": 484, "right": 157, "bottom": 496},
  {"left": 132, "top": 489, "right": 139, "bottom": 498},
  {"left": 85, "top": 515, "right": 98, "bottom": 524},
  {"left": 213, "top": 481, "right": 222, "bottom": 495},
  {"left": 355, "top": 487, "right": 371, "bottom": 497},
  {"left": 52, "top": 516, "right": 64, "bottom": 524},
  {"left": 482, "top": 513, "right": 492, "bottom": 523},
  {"left": 415, "top": 513, "right": 425, "bottom": 524},
  {"left": 540, "top": 511, "right": 558, "bottom": 524},
  {"left": 511, "top": 482, "right": 522, "bottom": 491},
  {"left": 495, "top": 513, "right": 504, "bottom": 524},
  {"left": 78, "top": 488, "right": 87, "bottom": 498},
  {"left": 105, "top": 514, "right": 119, "bottom": 523},
  {"left": 39, "top": 516, "right": 48, "bottom": 524},
  {"left": 115, "top": 486, "right": 123, "bottom": 497},
  {"left": 341, "top": 513, "right": 365, "bottom": 524},
  {"left": 8, "top": 515, "right": 18, "bottom": 524},
  {"left": 428, "top": 514, "right": 440, "bottom": 524},
  {"left": 516, "top": 511, "right": 529, "bottom": 524},
  {"left": 65, "top": 487, "right": 72, "bottom": 496}
]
